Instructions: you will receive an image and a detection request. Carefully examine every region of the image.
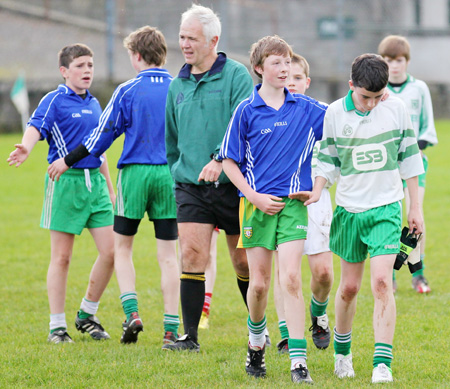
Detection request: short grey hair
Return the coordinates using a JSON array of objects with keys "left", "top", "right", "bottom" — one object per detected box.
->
[{"left": 181, "top": 4, "right": 221, "bottom": 46}]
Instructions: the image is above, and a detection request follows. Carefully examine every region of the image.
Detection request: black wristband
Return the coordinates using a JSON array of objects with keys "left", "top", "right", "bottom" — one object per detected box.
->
[
  {"left": 64, "top": 144, "right": 90, "bottom": 167},
  {"left": 210, "top": 153, "right": 222, "bottom": 162},
  {"left": 417, "top": 140, "right": 428, "bottom": 150}
]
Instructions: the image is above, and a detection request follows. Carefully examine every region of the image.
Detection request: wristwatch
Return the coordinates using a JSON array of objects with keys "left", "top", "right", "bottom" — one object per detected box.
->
[{"left": 210, "top": 153, "right": 222, "bottom": 163}]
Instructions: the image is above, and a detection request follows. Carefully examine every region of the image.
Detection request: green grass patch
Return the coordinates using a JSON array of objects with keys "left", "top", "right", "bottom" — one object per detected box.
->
[{"left": 1, "top": 123, "right": 450, "bottom": 387}]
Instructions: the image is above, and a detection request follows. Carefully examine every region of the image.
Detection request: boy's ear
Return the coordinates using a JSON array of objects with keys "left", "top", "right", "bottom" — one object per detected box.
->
[
  {"left": 305, "top": 77, "right": 311, "bottom": 90},
  {"left": 59, "top": 66, "right": 68, "bottom": 80},
  {"left": 254, "top": 65, "right": 263, "bottom": 77},
  {"left": 348, "top": 80, "right": 355, "bottom": 91}
]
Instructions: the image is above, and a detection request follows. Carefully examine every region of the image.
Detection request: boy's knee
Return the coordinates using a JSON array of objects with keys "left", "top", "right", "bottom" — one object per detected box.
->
[
  {"left": 340, "top": 284, "right": 359, "bottom": 302},
  {"left": 372, "top": 276, "right": 390, "bottom": 297}
]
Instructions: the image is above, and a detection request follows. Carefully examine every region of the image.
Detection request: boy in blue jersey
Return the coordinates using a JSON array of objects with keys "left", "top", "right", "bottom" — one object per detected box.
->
[
  {"left": 8, "top": 44, "right": 115, "bottom": 343},
  {"left": 48, "top": 27, "right": 180, "bottom": 346},
  {"left": 295, "top": 54, "right": 424, "bottom": 383},
  {"left": 220, "top": 36, "right": 327, "bottom": 384},
  {"left": 378, "top": 35, "right": 437, "bottom": 294},
  {"left": 274, "top": 53, "right": 334, "bottom": 354}
]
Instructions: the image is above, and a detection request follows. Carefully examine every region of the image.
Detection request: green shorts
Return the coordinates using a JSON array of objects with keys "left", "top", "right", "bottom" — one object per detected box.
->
[
  {"left": 115, "top": 164, "right": 176, "bottom": 220},
  {"left": 41, "top": 168, "right": 113, "bottom": 235},
  {"left": 329, "top": 202, "right": 402, "bottom": 263},
  {"left": 403, "top": 154, "right": 428, "bottom": 188},
  {"left": 238, "top": 197, "right": 308, "bottom": 250}
]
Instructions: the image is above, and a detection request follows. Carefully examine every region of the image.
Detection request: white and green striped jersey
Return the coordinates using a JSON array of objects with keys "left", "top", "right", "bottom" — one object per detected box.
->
[
  {"left": 316, "top": 90, "right": 424, "bottom": 213},
  {"left": 387, "top": 74, "right": 438, "bottom": 146}
]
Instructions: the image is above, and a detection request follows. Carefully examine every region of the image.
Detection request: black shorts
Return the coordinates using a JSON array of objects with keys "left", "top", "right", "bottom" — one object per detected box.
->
[{"left": 175, "top": 182, "right": 240, "bottom": 235}]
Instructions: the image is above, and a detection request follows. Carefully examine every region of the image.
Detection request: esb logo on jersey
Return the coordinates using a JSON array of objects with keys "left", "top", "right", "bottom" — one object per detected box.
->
[{"left": 352, "top": 144, "right": 387, "bottom": 171}]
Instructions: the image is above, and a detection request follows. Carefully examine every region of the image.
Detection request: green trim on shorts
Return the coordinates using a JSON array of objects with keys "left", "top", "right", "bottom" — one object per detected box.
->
[
  {"left": 238, "top": 197, "right": 307, "bottom": 251},
  {"left": 41, "top": 169, "right": 113, "bottom": 235},
  {"left": 116, "top": 164, "right": 176, "bottom": 220},
  {"left": 329, "top": 202, "right": 402, "bottom": 263}
]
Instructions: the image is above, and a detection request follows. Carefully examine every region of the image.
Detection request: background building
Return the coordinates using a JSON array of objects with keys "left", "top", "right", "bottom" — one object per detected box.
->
[{"left": 1, "top": 0, "right": 449, "bottom": 131}]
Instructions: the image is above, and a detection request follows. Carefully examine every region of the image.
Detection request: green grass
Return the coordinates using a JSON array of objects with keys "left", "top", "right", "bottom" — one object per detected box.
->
[{"left": 1, "top": 123, "right": 450, "bottom": 388}]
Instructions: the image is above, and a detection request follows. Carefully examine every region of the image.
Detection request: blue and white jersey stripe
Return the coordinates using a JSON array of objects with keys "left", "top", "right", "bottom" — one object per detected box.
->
[
  {"left": 28, "top": 84, "right": 103, "bottom": 168},
  {"left": 82, "top": 68, "right": 173, "bottom": 168},
  {"left": 220, "top": 84, "right": 327, "bottom": 197}
]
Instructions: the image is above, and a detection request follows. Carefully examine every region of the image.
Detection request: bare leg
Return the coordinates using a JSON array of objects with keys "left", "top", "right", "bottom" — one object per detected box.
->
[
  {"left": 156, "top": 238, "right": 179, "bottom": 314},
  {"left": 48, "top": 230, "right": 75, "bottom": 314},
  {"left": 273, "top": 251, "right": 285, "bottom": 321},
  {"left": 246, "top": 247, "right": 272, "bottom": 323},
  {"left": 370, "top": 254, "right": 396, "bottom": 344},
  {"left": 205, "top": 229, "right": 219, "bottom": 295},
  {"left": 225, "top": 234, "right": 249, "bottom": 277},
  {"left": 114, "top": 232, "right": 136, "bottom": 293},
  {"left": 335, "top": 259, "right": 365, "bottom": 334},
  {"left": 85, "top": 226, "right": 115, "bottom": 302},
  {"left": 308, "top": 251, "right": 334, "bottom": 302},
  {"left": 178, "top": 222, "right": 213, "bottom": 272},
  {"left": 277, "top": 240, "right": 305, "bottom": 339}
]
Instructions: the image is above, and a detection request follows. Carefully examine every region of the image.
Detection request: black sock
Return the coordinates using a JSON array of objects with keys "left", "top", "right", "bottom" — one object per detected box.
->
[
  {"left": 236, "top": 274, "right": 249, "bottom": 310},
  {"left": 180, "top": 272, "right": 205, "bottom": 342}
]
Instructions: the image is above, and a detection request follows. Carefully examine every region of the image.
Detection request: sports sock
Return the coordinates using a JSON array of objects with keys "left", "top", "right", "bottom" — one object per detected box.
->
[
  {"left": 236, "top": 273, "right": 249, "bottom": 308},
  {"left": 163, "top": 313, "right": 180, "bottom": 334},
  {"left": 289, "top": 338, "right": 307, "bottom": 369},
  {"left": 334, "top": 327, "right": 352, "bottom": 356},
  {"left": 247, "top": 315, "right": 266, "bottom": 349},
  {"left": 373, "top": 343, "right": 393, "bottom": 368},
  {"left": 78, "top": 297, "right": 99, "bottom": 319},
  {"left": 412, "top": 254, "right": 425, "bottom": 277},
  {"left": 180, "top": 272, "right": 205, "bottom": 342},
  {"left": 202, "top": 292, "right": 212, "bottom": 316},
  {"left": 278, "top": 320, "right": 289, "bottom": 340},
  {"left": 120, "top": 291, "right": 138, "bottom": 320},
  {"left": 311, "top": 295, "right": 328, "bottom": 317},
  {"left": 49, "top": 313, "right": 67, "bottom": 333}
]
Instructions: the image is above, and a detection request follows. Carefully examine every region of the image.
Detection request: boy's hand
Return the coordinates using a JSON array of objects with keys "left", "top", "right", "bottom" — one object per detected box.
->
[
  {"left": 407, "top": 207, "right": 423, "bottom": 235},
  {"left": 249, "top": 192, "right": 285, "bottom": 215},
  {"left": 198, "top": 160, "right": 222, "bottom": 183},
  {"left": 48, "top": 158, "right": 69, "bottom": 181},
  {"left": 289, "top": 190, "right": 320, "bottom": 206},
  {"left": 7, "top": 144, "right": 29, "bottom": 167}
]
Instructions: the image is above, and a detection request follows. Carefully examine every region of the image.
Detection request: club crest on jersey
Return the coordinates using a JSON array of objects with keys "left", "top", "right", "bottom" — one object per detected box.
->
[
  {"left": 243, "top": 227, "right": 253, "bottom": 239},
  {"left": 411, "top": 99, "right": 419, "bottom": 110},
  {"left": 176, "top": 92, "right": 184, "bottom": 104},
  {"left": 342, "top": 124, "right": 353, "bottom": 136},
  {"left": 352, "top": 144, "right": 387, "bottom": 171}
]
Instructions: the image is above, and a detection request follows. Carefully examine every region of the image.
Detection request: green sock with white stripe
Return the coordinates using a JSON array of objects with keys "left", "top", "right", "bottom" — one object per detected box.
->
[
  {"left": 334, "top": 327, "right": 352, "bottom": 356},
  {"left": 373, "top": 342, "right": 393, "bottom": 368},
  {"left": 164, "top": 314, "right": 180, "bottom": 334},
  {"left": 278, "top": 320, "right": 289, "bottom": 339},
  {"left": 248, "top": 315, "right": 266, "bottom": 349},
  {"left": 289, "top": 338, "right": 307, "bottom": 369},
  {"left": 120, "top": 292, "right": 138, "bottom": 320},
  {"left": 311, "top": 295, "right": 328, "bottom": 317}
]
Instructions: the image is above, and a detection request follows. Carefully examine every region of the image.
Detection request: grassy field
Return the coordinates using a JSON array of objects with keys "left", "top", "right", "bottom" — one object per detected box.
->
[{"left": 1, "top": 122, "right": 450, "bottom": 388}]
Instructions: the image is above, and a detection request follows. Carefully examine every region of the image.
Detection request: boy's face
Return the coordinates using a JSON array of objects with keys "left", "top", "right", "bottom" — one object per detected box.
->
[
  {"left": 384, "top": 56, "right": 409, "bottom": 83},
  {"left": 179, "top": 17, "right": 218, "bottom": 73},
  {"left": 256, "top": 54, "right": 291, "bottom": 90},
  {"left": 349, "top": 80, "right": 385, "bottom": 113},
  {"left": 287, "top": 62, "right": 310, "bottom": 95},
  {"left": 60, "top": 55, "right": 94, "bottom": 94}
]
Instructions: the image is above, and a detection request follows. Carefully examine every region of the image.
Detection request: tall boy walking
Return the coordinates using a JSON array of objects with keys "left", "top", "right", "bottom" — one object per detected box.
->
[
  {"left": 221, "top": 35, "right": 327, "bottom": 384},
  {"left": 294, "top": 54, "right": 424, "bottom": 383}
]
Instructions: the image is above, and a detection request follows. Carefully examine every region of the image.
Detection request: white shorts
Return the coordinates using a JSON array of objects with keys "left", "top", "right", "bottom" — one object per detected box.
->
[{"left": 304, "top": 188, "right": 332, "bottom": 256}]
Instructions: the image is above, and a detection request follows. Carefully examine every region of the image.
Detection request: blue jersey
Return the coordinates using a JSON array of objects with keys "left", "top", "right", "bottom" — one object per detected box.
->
[
  {"left": 220, "top": 85, "right": 327, "bottom": 197},
  {"left": 83, "top": 69, "right": 173, "bottom": 169},
  {"left": 28, "top": 84, "right": 103, "bottom": 168}
]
